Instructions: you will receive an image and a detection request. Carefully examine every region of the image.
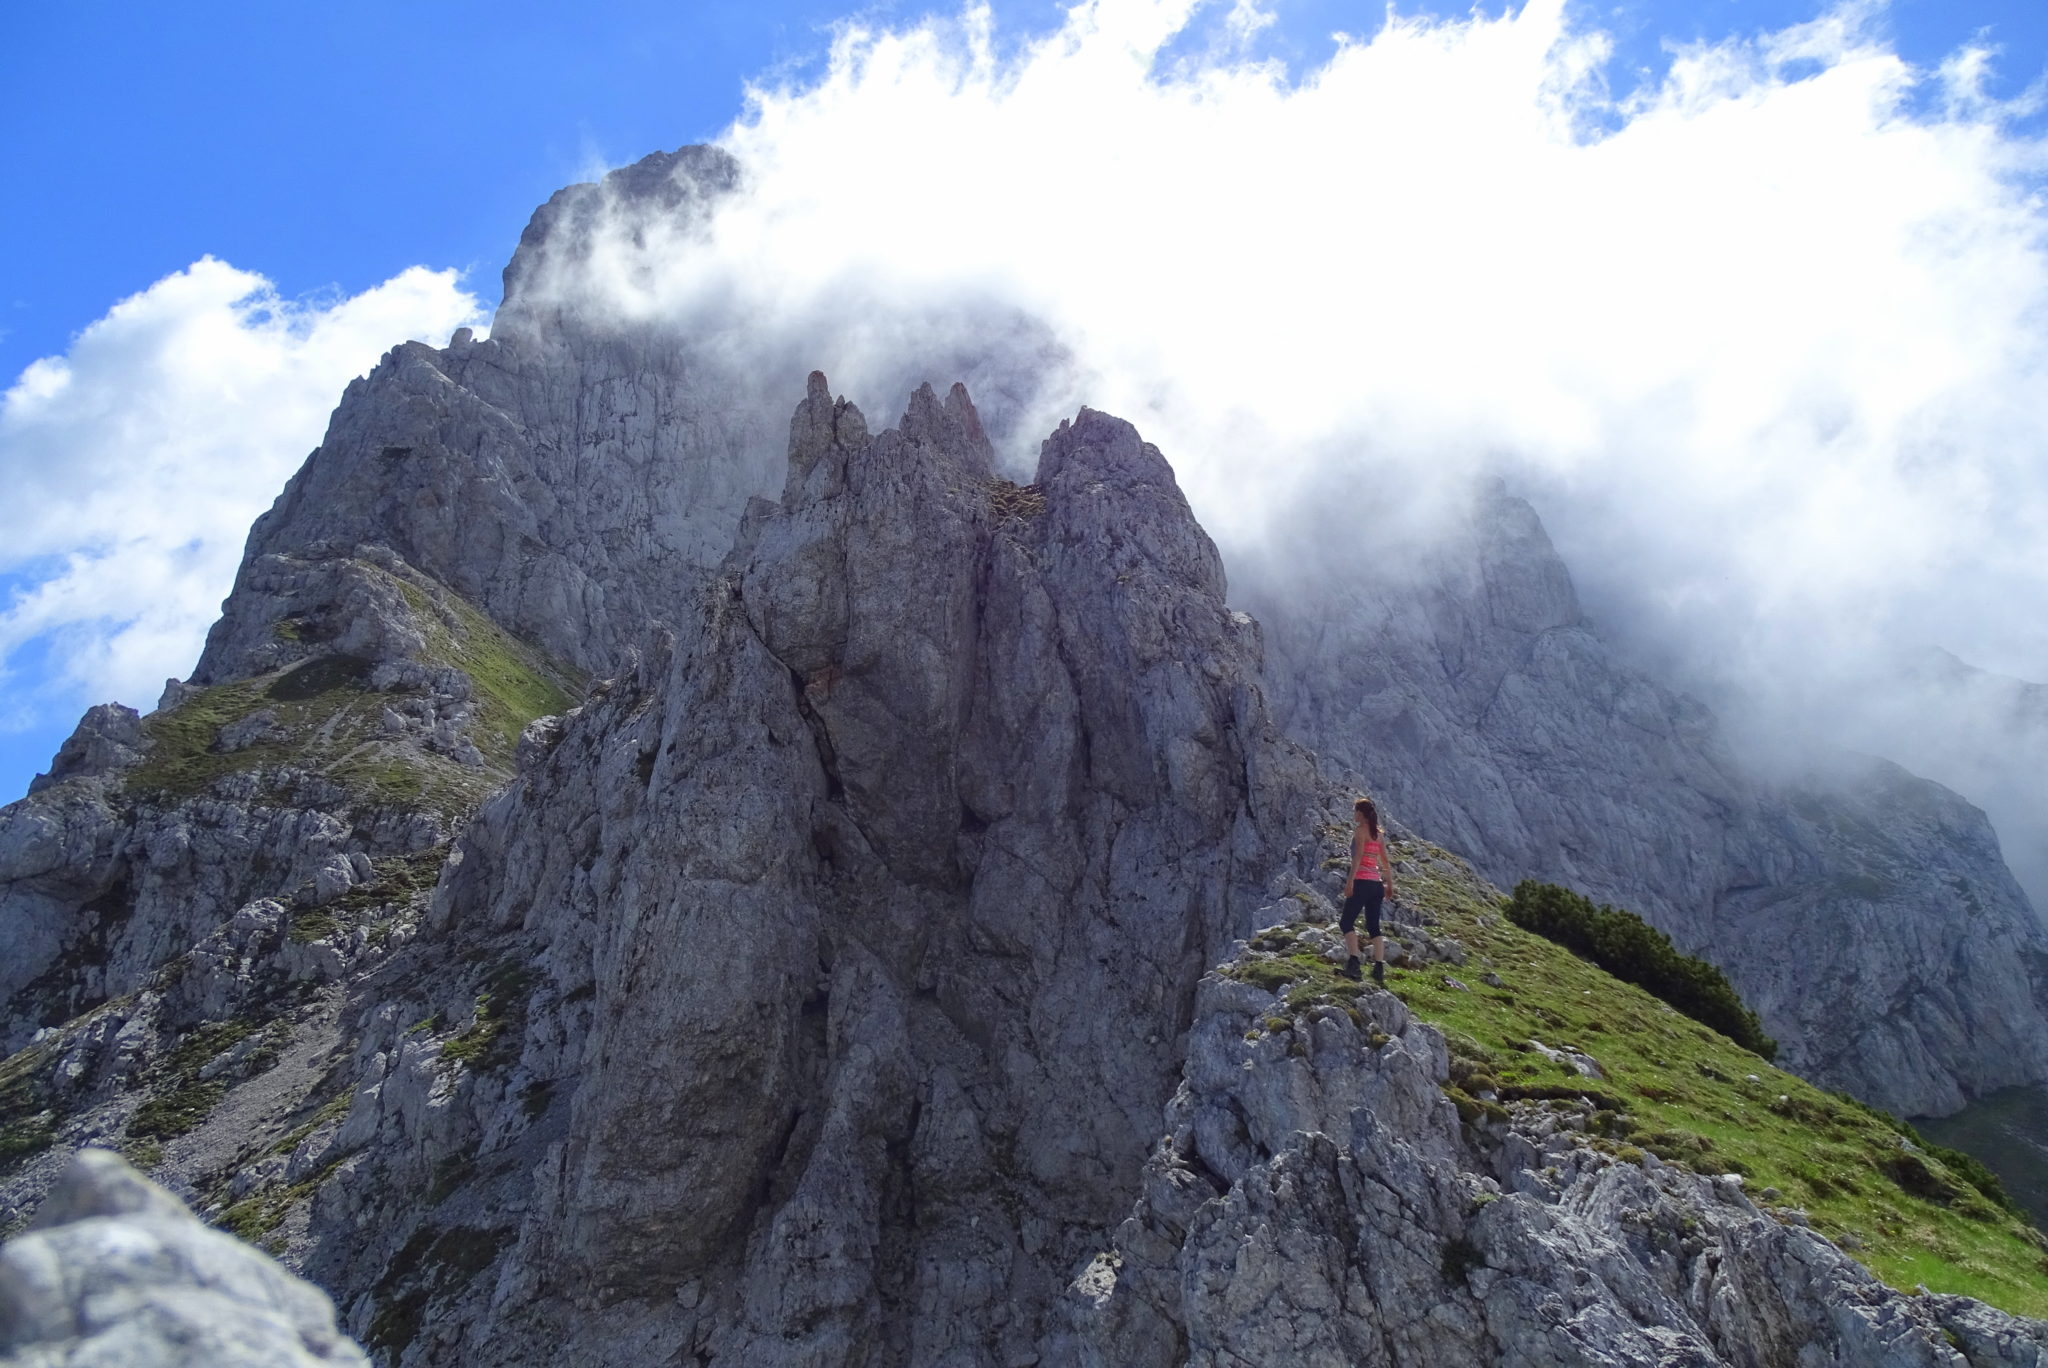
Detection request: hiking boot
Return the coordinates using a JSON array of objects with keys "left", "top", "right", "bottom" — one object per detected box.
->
[
  {"left": 1341, "top": 956, "right": 1362, "bottom": 981},
  {"left": 1371, "top": 960, "right": 1385, "bottom": 985}
]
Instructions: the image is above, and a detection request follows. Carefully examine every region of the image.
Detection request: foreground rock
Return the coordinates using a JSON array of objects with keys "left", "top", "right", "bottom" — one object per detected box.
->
[
  {"left": 0, "top": 1148, "right": 368, "bottom": 1367},
  {"left": 1060, "top": 952, "right": 2048, "bottom": 1367}
]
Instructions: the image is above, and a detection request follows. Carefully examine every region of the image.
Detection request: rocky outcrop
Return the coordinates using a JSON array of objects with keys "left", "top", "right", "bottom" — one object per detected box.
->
[
  {"left": 1249, "top": 481, "right": 2048, "bottom": 1116},
  {"left": 1060, "top": 944, "right": 2048, "bottom": 1367},
  {"left": 294, "top": 376, "right": 1333, "bottom": 1363},
  {"left": 1831, "top": 648, "right": 2048, "bottom": 918},
  {"left": 0, "top": 557, "right": 567, "bottom": 1057},
  {"left": 194, "top": 147, "right": 781, "bottom": 687},
  {"left": 0, "top": 1148, "right": 368, "bottom": 1367}
]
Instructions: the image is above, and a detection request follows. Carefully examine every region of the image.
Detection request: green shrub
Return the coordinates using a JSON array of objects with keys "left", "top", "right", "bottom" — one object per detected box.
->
[
  {"left": 1506, "top": 881, "right": 1777, "bottom": 1060},
  {"left": 1919, "top": 1140, "right": 2025, "bottom": 1218}
]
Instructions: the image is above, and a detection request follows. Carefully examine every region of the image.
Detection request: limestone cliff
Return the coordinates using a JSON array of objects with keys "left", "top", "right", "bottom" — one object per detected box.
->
[
  {"left": 195, "top": 146, "right": 775, "bottom": 688},
  {"left": 1062, "top": 924, "right": 2048, "bottom": 1367}
]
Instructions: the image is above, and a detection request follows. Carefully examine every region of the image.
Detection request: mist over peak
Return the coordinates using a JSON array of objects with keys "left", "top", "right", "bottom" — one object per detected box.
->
[{"left": 487, "top": 0, "right": 2048, "bottom": 890}]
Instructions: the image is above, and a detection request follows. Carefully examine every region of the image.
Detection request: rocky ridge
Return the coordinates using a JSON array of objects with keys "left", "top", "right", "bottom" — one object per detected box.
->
[
  {"left": 1248, "top": 482, "right": 2048, "bottom": 1116},
  {"left": 325, "top": 376, "right": 1334, "bottom": 1362},
  {"left": 1061, "top": 917, "right": 2048, "bottom": 1367},
  {"left": 195, "top": 146, "right": 779, "bottom": 688},
  {"left": 1, "top": 145, "right": 2046, "bottom": 1364}
]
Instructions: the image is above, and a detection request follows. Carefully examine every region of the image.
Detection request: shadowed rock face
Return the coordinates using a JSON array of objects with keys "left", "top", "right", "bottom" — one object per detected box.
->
[
  {"left": 415, "top": 376, "right": 1328, "bottom": 1361},
  {"left": 1248, "top": 483, "right": 2048, "bottom": 1116}
]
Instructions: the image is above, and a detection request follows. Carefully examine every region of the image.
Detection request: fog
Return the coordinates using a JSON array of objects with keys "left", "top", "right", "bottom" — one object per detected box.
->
[{"left": 507, "top": 0, "right": 2048, "bottom": 901}]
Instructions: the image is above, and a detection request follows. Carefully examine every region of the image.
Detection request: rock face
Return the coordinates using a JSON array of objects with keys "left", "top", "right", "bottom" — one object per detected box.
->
[
  {"left": 1834, "top": 648, "right": 2048, "bottom": 919},
  {"left": 0, "top": 557, "right": 569, "bottom": 1057},
  {"left": 0, "top": 1148, "right": 368, "bottom": 1367},
  {"left": 1248, "top": 483, "right": 2048, "bottom": 1116},
  {"left": 195, "top": 146, "right": 779, "bottom": 688},
  {"left": 1061, "top": 949, "right": 2048, "bottom": 1368},
  {"left": 349, "top": 377, "right": 1331, "bottom": 1362}
]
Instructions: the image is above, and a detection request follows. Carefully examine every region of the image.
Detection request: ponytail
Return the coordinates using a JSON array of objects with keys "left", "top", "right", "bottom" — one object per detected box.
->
[{"left": 1354, "top": 797, "right": 1380, "bottom": 840}]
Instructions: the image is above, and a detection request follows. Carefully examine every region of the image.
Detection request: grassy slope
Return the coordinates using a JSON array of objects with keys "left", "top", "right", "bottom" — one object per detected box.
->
[
  {"left": 1234, "top": 838, "right": 2048, "bottom": 1320},
  {"left": 126, "top": 566, "right": 579, "bottom": 812}
]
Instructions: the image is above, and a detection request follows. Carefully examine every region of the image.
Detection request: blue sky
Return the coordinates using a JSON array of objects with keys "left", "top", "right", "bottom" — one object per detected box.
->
[{"left": 2, "top": 0, "right": 2046, "bottom": 803}]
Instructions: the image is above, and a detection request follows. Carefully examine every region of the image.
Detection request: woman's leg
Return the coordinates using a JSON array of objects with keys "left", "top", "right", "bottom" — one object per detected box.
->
[
  {"left": 1339, "top": 884, "right": 1366, "bottom": 976},
  {"left": 1363, "top": 882, "right": 1387, "bottom": 977}
]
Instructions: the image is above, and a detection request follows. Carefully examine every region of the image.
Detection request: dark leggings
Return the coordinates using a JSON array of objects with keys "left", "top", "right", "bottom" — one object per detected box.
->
[{"left": 1341, "top": 880, "right": 1384, "bottom": 938}]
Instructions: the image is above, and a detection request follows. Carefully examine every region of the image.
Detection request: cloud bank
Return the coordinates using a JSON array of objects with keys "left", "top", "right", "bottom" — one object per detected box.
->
[
  {"left": 520, "top": 0, "right": 2048, "bottom": 858},
  {"left": 0, "top": 258, "right": 482, "bottom": 732}
]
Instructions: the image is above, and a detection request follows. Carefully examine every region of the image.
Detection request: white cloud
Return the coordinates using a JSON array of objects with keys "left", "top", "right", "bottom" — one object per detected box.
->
[
  {"left": 0, "top": 258, "right": 482, "bottom": 723},
  {"left": 514, "top": 0, "right": 2048, "bottom": 750}
]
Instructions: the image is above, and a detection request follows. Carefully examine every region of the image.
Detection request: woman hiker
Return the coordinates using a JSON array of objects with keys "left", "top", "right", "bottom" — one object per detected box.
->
[{"left": 1341, "top": 797, "right": 1396, "bottom": 983}]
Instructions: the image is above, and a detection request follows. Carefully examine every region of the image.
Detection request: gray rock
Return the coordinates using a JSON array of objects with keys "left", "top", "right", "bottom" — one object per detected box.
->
[
  {"left": 368, "top": 376, "right": 1331, "bottom": 1362},
  {"left": 190, "top": 149, "right": 783, "bottom": 690},
  {"left": 1060, "top": 957, "right": 2048, "bottom": 1368},
  {"left": 1529, "top": 1038, "right": 1606, "bottom": 1079},
  {"left": 27, "top": 707, "right": 145, "bottom": 796},
  {"left": 214, "top": 709, "right": 288, "bottom": 754},
  {"left": 0, "top": 1148, "right": 368, "bottom": 1367}
]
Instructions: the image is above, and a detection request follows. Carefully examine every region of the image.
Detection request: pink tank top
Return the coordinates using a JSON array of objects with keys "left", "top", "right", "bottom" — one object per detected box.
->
[{"left": 1353, "top": 839, "right": 1384, "bottom": 881}]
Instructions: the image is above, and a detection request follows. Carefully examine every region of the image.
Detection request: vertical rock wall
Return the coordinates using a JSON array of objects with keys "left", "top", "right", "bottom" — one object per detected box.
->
[{"left": 365, "top": 377, "right": 1329, "bottom": 1362}]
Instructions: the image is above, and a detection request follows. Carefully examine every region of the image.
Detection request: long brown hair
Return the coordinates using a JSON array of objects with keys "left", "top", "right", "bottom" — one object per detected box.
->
[{"left": 1354, "top": 797, "right": 1379, "bottom": 840}]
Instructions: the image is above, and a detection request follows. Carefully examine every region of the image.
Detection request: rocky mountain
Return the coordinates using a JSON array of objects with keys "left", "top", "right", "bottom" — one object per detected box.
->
[
  {"left": 1245, "top": 482, "right": 2048, "bottom": 1117},
  {"left": 1838, "top": 647, "right": 2048, "bottom": 919},
  {"left": 3, "top": 146, "right": 2047, "bottom": 1364},
  {"left": 192, "top": 146, "right": 778, "bottom": 694}
]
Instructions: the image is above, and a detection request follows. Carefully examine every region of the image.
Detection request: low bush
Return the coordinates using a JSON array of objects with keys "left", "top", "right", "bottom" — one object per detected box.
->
[{"left": 1506, "top": 881, "right": 1777, "bottom": 1060}]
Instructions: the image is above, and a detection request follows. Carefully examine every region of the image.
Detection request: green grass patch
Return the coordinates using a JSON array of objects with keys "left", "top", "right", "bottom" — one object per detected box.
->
[
  {"left": 287, "top": 910, "right": 340, "bottom": 944},
  {"left": 1253, "top": 839, "right": 2048, "bottom": 1319},
  {"left": 390, "top": 578, "right": 579, "bottom": 764},
  {"left": 124, "top": 676, "right": 278, "bottom": 800},
  {"left": 217, "top": 1157, "right": 343, "bottom": 1243},
  {"left": 1506, "top": 881, "right": 1776, "bottom": 1060},
  {"left": 125, "top": 561, "right": 577, "bottom": 817},
  {"left": 439, "top": 963, "right": 539, "bottom": 1073},
  {"left": 0, "top": 1045, "right": 57, "bottom": 1173},
  {"left": 266, "top": 1092, "right": 355, "bottom": 1158},
  {"left": 125, "top": 653, "right": 484, "bottom": 813},
  {"left": 332, "top": 845, "right": 449, "bottom": 916},
  {"left": 128, "top": 1078, "right": 228, "bottom": 1142}
]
